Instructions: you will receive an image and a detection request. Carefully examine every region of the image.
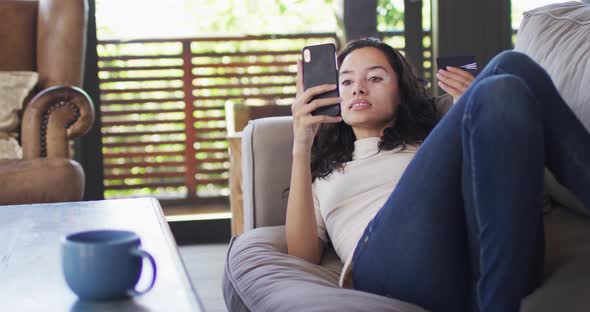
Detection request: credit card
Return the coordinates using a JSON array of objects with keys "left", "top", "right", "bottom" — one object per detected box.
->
[{"left": 436, "top": 55, "right": 478, "bottom": 76}]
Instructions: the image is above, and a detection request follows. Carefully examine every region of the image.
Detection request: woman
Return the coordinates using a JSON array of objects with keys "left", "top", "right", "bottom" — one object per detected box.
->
[{"left": 286, "top": 38, "right": 590, "bottom": 312}]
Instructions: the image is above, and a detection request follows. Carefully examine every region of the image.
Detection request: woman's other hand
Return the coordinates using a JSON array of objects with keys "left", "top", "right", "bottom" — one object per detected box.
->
[
  {"left": 292, "top": 60, "right": 342, "bottom": 154},
  {"left": 436, "top": 66, "right": 475, "bottom": 103}
]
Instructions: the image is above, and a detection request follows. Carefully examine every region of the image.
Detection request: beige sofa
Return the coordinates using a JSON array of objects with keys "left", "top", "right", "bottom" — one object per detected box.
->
[{"left": 223, "top": 2, "right": 590, "bottom": 311}]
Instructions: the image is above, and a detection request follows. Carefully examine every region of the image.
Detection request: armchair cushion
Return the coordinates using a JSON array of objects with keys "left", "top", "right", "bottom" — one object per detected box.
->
[
  {"left": 241, "top": 116, "right": 294, "bottom": 231},
  {"left": 0, "top": 71, "right": 38, "bottom": 159},
  {"left": 0, "top": 71, "right": 37, "bottom": 133},
  {"left": 0, "top": 135, "right": 22, "bottom": 159}
]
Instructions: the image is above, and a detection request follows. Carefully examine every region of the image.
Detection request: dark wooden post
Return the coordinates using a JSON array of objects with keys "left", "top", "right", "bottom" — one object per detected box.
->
[
  {"left": 431, "top": 0, "right": 512, "bottom": 84},
  {"left": 77, "top": 0, "right": 105, "bottom": 200},
  {"left": 404, "top": 0, "right": 424, "bottom": 78},
  {"left": 181, "top": 41, "right": 197, "bottom": 199},
  {"left": 342, "top": 0, "right": 379, "bottom": 42}
]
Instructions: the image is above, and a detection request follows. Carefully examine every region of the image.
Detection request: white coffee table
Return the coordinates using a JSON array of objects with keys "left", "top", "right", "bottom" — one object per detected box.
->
[{"left": 0, "top": 197, "right": 204, "bottom": 311}]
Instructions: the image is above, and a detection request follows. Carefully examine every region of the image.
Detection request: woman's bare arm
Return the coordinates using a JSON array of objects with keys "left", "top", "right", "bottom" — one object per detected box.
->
[
  {"left": 285, "top": 60, "right": 341, "bottom": 263},
  {"left": 285, "top": 150, "right": 324, "bottom": 263}
]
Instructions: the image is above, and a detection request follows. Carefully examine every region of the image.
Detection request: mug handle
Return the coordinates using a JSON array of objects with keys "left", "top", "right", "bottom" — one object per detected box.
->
[{"left": 128, "top": 247, "right": 157, "bottom": 296}]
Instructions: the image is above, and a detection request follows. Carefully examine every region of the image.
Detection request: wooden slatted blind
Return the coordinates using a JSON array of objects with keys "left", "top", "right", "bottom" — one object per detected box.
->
[{"left": 97, "top": 33, "right": 339, "bottom": 201}]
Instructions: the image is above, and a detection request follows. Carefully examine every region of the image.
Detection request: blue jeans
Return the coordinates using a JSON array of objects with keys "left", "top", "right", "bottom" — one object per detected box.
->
[{"left": 351, "top": 51, "right": 590, "bottom": 312}]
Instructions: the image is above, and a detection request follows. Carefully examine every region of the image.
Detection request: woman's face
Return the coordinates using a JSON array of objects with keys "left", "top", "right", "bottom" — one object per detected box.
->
[{"left": 338, "top": 47, "right": 400, "bottom": 138}]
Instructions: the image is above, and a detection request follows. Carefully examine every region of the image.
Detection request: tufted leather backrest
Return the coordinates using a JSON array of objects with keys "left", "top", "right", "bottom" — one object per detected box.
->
[{"left": 0, "top": 1, "right": 38, "bottom": 72}]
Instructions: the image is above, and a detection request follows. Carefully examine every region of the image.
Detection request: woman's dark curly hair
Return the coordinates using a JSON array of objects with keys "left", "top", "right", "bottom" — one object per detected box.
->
[{"left": 311, "top": 37, "right": 439, "bottom": 181}]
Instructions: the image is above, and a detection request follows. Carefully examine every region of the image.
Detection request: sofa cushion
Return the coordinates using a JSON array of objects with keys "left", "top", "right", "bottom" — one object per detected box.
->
[
  {"left": 523, "top": 254, "right": 590, "bottom": 312},
  {"left": 514, "top": 1, "right": 590, "bottom": 132},
  {"left": 223, "top": 226, "right": 428, "bottom": 312},
  {"left": 521, "top": 208, "right": 590, "bottom": 312}
]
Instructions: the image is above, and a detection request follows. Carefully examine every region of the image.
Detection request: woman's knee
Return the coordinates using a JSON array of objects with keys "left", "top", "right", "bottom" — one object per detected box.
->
[
  {"left": 494, "top": 50, "right": 531, "bottom": 63},
  {"left": 465, "top": 74, "right": 540, "bottom": 128},
  {"left": 489, "top": 50, "right": 548, "bottom": 78}
]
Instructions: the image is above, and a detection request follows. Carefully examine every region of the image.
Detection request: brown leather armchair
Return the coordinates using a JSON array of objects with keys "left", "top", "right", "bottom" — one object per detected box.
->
[{"left": 0, "top": 0, "right": 95, "bottom": 204}]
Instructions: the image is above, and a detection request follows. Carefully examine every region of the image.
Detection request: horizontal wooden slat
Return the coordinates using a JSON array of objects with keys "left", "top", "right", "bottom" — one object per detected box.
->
[
  {"left": 100, "top": 76, "right": 183, "bottom": 83},
  {"left": 99, "top": 54, "right": 181, "bottom": 61},
  {"left": 193, "top": 82, "right": 293, "bottom": 90},
  {"left": 192, "top": 61, "right": 293, "bottom": 68},
  {"left": 102, "top": 118, "right": 185, "bottom": 127},
  {"left": 104, "top": 179, "right": 228, "bottom": 189},
  {"left": 98, "top": 32, "right": 337, "bottom": 44},
  {"left": 193, "top": 93, "right": 295, "bottom": 101},
  {"left": 101, "top": 98, "right": 184, "bottom": 105},
  {"left": 104, "top": 182, "right": 185, "bottom": 190},
  {"left": 102, "top": 114, "right": 225, "bottom": 124},
  {"left": 190, "top": 127, "right": 226, "bottom": 133},
  {"left": 193, "top": 116, "right": 226, "bottom": 122},
  {"left": 103, "top": 147, "right": 227, "bottom": 155},
  {"left": 192, "top": 71, "right": 294, "bottom": 79},
  {"left": 105, "top": 172, "right": 184, "bottom": 179},
  {"left": 103, "top": 140, "right": 186, "bottom": 148},
  {"left": 104, "top": 151, "right": 184, "bottom": 159},
  {"left": 104, "top": 161, "right": 185, "bottom": 169},
  {"left": 191, "top": 50, "right": 300, "bottom": 57},
  {"left": 194, "top": 136, "right": 228, "bottom": 142},
  {"left": 195, "top": 148, "right": 228, "bottom": 153},
  {"left": 100, "top": 87, "right": 183, "bottom": 94},
  {"left": 195, "top": 168, "right": 228, "bottom": 174},
  {"left": 192, "top": 105, "right": 226, "bottom": 110},
  {"left": 199, "top": 158, "right": 229, "bottom": 163},
  {"left": 103, "top": 130, "right": 185, "bottom": 137},
  {"left": 99, "top": 65, "right": 183, "bottom": 71},
  {"left": 192, "top": 178, "right": 228, "bottom": 184},
  {"left": 107, "top": 168, "right": 231, "bottom": 176},
  {"left": 101, "top": 108, "right": 184, "bottom": 116}
]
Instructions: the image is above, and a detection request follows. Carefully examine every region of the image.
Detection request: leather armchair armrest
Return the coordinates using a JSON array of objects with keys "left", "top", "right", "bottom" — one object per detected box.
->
[
  {"left": 21, "top": 86, "right": 95, "bottom": 159},
  {"left": 0, "top": 158, "right": 85, "bottom": 205}
]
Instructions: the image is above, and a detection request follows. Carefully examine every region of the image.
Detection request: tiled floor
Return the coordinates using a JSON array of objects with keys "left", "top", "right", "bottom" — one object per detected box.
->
[{"left": 179, "top": 243, "right": 229, "bottom": 312}]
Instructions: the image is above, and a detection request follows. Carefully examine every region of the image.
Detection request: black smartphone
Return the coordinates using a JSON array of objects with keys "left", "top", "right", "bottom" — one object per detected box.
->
[
  {"left": 301, "top": 43, "right": 340, "bottom": 116},
  {"left": 436, "top": 55, "right": 478, "bottom": 76}
]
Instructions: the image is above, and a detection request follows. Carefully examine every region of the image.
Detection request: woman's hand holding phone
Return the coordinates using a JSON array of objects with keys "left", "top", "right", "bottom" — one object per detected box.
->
[{"left": 291, "top": 60, "right": 342, "bottom": 155}]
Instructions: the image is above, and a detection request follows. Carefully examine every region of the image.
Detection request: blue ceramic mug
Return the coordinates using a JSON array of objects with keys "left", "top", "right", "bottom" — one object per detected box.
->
[{"left": 62, "top": 230, "right": 157, "bottom": 301}]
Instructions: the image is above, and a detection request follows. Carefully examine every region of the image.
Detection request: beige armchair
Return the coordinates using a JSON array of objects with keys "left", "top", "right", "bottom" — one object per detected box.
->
[{"left": 0, "top": 0, "right": 95, "bottom": 205}]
